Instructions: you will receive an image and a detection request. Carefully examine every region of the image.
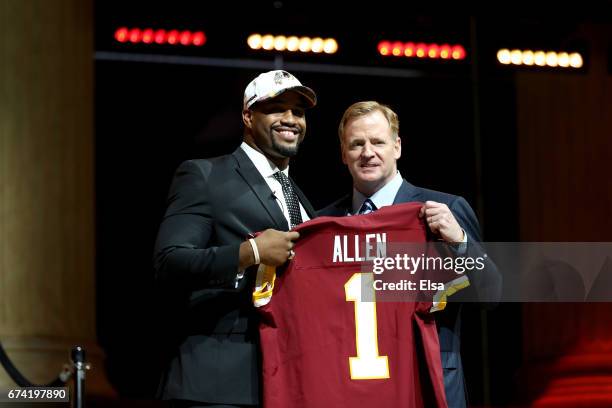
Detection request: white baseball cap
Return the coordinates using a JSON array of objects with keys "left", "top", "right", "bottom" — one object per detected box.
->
[{"left": 243, "top": 70, "right": 317, "bottom": 110}]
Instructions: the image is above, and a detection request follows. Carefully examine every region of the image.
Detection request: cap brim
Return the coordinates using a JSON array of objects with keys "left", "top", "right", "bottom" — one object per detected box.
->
[
  {"left": 288, "top": 86, "right": 317, "bottom": 108},
  {"left": 249, "top": 86, "right": 317, "bottom": 109}
]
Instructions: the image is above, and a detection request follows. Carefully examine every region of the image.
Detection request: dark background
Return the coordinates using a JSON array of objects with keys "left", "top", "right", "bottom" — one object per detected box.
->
[{"left": 93, "top": 2, "right": 612, "bottom": 405}]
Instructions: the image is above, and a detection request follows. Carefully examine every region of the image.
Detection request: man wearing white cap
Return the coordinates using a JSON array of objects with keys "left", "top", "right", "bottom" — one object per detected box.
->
[{"left": 154, "top": 70, "right": 317, "bottom": 407}]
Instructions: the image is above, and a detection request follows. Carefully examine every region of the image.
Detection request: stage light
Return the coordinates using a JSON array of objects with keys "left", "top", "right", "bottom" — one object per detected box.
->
[
  {"left": 248, "top": 34, "right": 262, "bottom": 49},
  {"left": 323, "top": 39, "right": 338, "bottom": 54},
  {"left": 299, "top": 37, "right": 311, "bottom": 52},
  {"left": 141, "top": 28, "right": 154, "bottom": 44},
  {"left": 274, "top": 36, "right": 287, "bottom": 51},
  {"left": 128, "top": 28, "right": 142, "bottom": 43},
  {"left": 191, "top": 32, "right": 206, "bottom": 46},
  {"left": 379, "top": 40, "right": 466, "bottom": 61},
  {"left": 557, "top": 52, "right": 570, "bottom": 67},
  {"left": 415, "top": 43, "right": 427, "bottom": 58},
  {"left": 404, "top": 42, "right": 415, "bottom": 57},
  {"left": 311, "top": 37, "right": 324, "bottom": 53},
  {"left": 262, "top": 35, "right": 274, "bottom": 50},
  {"left": 545, "top": 51, "right": 558, "bottom": 67},
  {"left": 497, "top": 49, "right": 511, "bottom": 64},
  {"left": 428, "top": 44, "right": 439, "bottom": 59},
  {"left": 166, "top": 30, "right": 179, "bottom": 45},
  {"left": 115, "top": 27, "right": 129, "bottom": 43},
  {"left": 510, "top": 49, "right": 522, "bottom": 65},
  {"left": 378, "top": 41, "right": 391, "bottom": 56},
  {"left": 154, "top": 29, "right": 166, "bottom": 44},
  {"left": 287, "top": 36, "right": 300, "bottom": 52},
  {"left": 179, "top": 30, "right": 192, "bottom": 46},
  {"left": 521, "top": 50, "right": 534, "bottom": 65},
  {"left": 440, "top": 44, "right": 451, "bottom": 59},
  {"left": 569, "top": 53, "right": 583, "bottom": 68},
  {"left": 392, "top": 42, "right": 404, "bottom": 56},
  {"left": 534, "top": 51, "right": 546, "bottom": 66},
  {"left": 451, "top": 45, "right": 466, "bottom": 60}
]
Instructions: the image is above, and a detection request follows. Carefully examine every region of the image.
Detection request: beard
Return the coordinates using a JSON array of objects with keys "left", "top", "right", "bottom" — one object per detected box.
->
[{"left": 271, "top": 135, "right": 300, "bottom": 157}]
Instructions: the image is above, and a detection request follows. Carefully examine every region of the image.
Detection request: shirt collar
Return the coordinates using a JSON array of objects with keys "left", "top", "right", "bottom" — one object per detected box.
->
[
  {"left": 240, "top": 141, "right": 289, "bottom": 178},
  {"left": 352, "top": 171, "right": 403, "bottom": 214}
]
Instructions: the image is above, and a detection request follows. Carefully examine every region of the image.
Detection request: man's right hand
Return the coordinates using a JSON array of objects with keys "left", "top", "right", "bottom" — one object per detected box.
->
[{"left": 255, "top": 229, "right": 300, "bottom": 266}]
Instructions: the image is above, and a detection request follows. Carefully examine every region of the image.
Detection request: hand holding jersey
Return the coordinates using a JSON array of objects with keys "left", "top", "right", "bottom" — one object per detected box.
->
[
  {"left": 242, "top": 229, "right": 299, "bottom": 268},
  {"left": 419, "top": 201, "right": 465, "bottom": 243}
]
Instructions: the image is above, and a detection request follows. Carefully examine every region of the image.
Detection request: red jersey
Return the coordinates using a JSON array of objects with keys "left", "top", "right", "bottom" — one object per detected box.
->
[{"left": 253, "top": 202, "right": 468, "bottom": 408}]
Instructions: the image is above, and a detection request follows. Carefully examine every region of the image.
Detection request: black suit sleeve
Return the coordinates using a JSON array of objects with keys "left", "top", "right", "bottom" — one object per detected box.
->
[
  {"left": 449, "top": 196, "right": 502, "bottom": 305},
  {"left": 153, "top": 160, "right": 240, "bottom": 288}
]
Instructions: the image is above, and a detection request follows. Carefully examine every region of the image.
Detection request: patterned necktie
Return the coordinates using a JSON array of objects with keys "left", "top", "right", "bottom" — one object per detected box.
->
[
  {"left": 272, "top": 171, "right": 303, "bottom": 228},
  {"left": 358, "top": 199, "right": 377, "bottom": 215}
]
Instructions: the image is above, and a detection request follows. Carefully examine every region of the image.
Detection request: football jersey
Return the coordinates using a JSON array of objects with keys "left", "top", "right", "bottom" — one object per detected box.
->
[{"left": 253, "top": 202, "right": 469, "bottom": 408}]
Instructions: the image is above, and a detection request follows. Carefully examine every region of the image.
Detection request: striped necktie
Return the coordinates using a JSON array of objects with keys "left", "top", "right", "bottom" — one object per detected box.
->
[{"left": 358, "top": 199, "right": 377, "bottom": 215}]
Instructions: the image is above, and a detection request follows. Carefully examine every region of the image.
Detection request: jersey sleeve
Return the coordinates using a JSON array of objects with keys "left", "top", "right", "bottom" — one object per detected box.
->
[{"left": 253, "top": 264, "right": 277, "bottom": 307}]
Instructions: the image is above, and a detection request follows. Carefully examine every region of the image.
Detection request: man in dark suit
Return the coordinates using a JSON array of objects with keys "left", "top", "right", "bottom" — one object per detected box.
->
[
  {"left": 318, "top": 101, "right": 501, "bottom": 408},
  {"left": 154, "top": 70, "right": 317, "bottom": 408}
]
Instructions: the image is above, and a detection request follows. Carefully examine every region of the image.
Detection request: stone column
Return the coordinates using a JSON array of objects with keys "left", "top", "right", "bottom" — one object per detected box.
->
[{"left": 0, "top": 0, "right": 114, "bottom": 398}]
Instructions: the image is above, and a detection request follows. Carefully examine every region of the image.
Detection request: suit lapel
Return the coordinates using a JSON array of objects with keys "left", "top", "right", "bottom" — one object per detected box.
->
[
  {"left": 393, "top": 179, "right": 423, "bottom": 204},
  {"left": 337, "top": 195, "right": 352, "bottom": 216},
  {"left": 326, "top": 194, "right": 352, "bottom": 216},
  {"left": 232, "top": 148, "right": 289, "bottom": 231}
]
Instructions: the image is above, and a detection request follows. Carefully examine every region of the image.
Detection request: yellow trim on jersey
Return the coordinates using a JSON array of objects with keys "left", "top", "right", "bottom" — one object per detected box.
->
[
  {"left": 252, "top": 264, "right": 277, "bottom": 307},
  {"left": 431, "top": 275, "right": 471, "bottom": 312}
]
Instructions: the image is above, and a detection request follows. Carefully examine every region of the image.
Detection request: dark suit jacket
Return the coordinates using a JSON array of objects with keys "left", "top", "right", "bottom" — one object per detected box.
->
[
  {"left": 317, "top": 179, "right": 501, "bottom": 408},
  {"left": 153, "top": 147, "right": 315, "bottom": 405}
]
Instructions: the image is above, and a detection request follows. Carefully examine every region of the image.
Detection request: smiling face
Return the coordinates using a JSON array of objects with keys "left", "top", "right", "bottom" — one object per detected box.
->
[
  {"left": 341, "top": 109, "right": 401, "bottom": 196},
  {"left": 243, "top": 91, "right": 307, "bottom": 169}
]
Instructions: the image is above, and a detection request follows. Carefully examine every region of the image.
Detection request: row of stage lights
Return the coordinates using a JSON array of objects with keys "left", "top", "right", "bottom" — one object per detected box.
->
[
  {"left": 247, "top": 34, "right": 338, "bottom": 54},
  {"left": 114, "top": 27, "right": 206, "bottom": 46},
  {"left": 113, "top": 27, "right": 585, "bottom": 69},
  {"left": 496, "top": 49, "right": 583, "bottom": 68},
  {"left": 377, "top": 41, "right": 466, "bottom": 60}
]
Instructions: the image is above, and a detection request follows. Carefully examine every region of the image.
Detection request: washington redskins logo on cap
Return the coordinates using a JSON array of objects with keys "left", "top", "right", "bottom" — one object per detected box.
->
[{"left": 274, "top": 71, "right": 293, "bottom": 85}]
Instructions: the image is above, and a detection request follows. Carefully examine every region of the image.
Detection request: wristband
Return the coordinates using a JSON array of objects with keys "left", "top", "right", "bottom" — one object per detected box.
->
[{"left": 248, "top": 238, "right": 260, "bottom": 265}]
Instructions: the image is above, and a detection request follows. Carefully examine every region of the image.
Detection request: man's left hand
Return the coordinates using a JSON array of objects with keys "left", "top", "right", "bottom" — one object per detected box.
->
[{"left": 419, "top": 201, "right": 464, "bottom": 242}]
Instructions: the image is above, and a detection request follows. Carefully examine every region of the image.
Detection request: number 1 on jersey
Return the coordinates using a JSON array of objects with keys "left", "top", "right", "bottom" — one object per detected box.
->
[{"left": 345, "top": 273, "right": 390, "bottom": 380}]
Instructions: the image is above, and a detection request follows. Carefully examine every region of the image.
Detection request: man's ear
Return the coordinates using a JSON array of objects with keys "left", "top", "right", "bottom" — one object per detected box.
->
[
  {"left": 242, "top": 109, "right": 253, "bottom": 128},
  {"left": 394, "top": 136, "right": 402, "bottom": 160},
  {"left": 340, "top": 138, "right": 348, "bottom": 165}
]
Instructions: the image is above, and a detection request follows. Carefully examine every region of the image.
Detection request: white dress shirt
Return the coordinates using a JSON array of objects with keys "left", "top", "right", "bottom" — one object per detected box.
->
[
  {"left": 351, "top": 171, "right": 404, "bottom": 215},
  {"left": 240, "top": 142, "right": 310, "bottom": 226}
]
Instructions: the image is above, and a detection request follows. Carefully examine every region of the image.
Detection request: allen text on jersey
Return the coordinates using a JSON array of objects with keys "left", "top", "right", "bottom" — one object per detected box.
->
[{"left": 332, "top": 233, "right": 387, "bottom": 263}]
